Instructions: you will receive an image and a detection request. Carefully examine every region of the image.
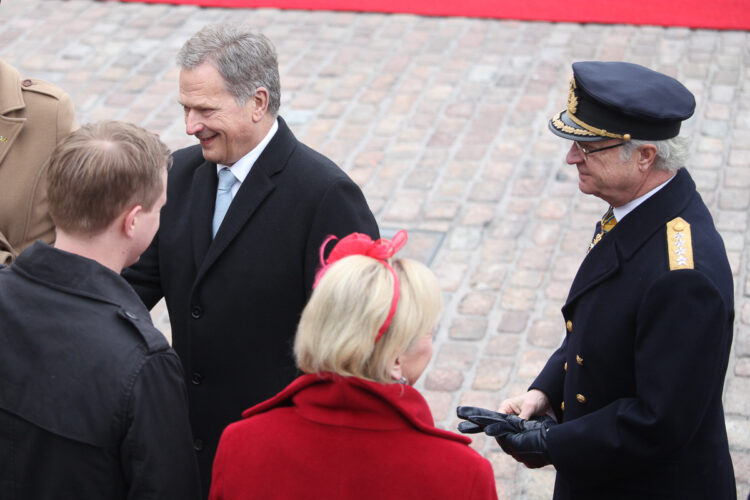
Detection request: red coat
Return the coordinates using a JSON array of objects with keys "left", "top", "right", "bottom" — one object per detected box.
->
[{"left": 209, "top": 373, "right": 498, "bottom": 500}]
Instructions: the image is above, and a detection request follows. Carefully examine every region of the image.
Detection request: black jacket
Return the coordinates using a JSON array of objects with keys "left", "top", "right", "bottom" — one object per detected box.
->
[
  {"left": 0, "top": 242, "right": 200, "bottom": 500},
  {"left": 123, "top": 116, "right": 379, "bottom": 493},
  {"left": 533, "top": 169, "right": 736, "bottom": 499}
]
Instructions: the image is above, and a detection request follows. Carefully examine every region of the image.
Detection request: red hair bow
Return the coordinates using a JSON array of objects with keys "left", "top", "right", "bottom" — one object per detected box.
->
[{"left": 314, "top": 230, "right": 408, "bottom": 342}]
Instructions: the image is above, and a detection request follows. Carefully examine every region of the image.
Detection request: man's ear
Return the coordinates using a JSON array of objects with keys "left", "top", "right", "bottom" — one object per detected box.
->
[
  {"left": 123, "top": 205, "right": 143, "bottom": 238},
  {"left": 637, "top": 144, "right": 658, "bottom": 171},
  {"left": 249, "top": 87, "right": 270, "bottom": 122}
]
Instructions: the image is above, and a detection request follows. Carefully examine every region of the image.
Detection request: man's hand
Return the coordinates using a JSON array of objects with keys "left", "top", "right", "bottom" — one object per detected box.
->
[
  {"left": 484, "top": 414, "right": 556, "bottom": 469},
  {"left": 499, "top": 389, "right": 551, "bottom": 420}
]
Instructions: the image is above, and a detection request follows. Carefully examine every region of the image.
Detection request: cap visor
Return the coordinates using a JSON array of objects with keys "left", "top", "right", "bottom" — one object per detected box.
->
[{"left": 548, "top": 110, "right": 605, "bottom": 142}]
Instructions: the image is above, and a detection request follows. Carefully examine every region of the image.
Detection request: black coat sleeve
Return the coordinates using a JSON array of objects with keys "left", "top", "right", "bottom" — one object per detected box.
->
[
  {"left": 121, "top": 350, "right": 201, "bottom": 500},
  {"left": 304, "top": 178, "right": 379, "bottom": 293},
  {"left": 122, "top": 232, "right": 163, "bottom": 309}
]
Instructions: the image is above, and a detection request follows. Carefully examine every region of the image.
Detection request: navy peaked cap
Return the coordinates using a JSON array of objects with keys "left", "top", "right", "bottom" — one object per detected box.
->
[{"left": 549, "top": 61, "right": 696, "bottom": 142}]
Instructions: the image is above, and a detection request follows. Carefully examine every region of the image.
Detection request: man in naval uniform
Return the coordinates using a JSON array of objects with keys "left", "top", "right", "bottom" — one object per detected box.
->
[{"left": 458, "top": 61, "right": 736, "bottom": 499}]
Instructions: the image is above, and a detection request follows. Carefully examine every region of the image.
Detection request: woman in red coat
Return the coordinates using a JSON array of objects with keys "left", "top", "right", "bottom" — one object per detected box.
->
[{"left": 209, "top": 231, "right": 497, "bottom": 500}]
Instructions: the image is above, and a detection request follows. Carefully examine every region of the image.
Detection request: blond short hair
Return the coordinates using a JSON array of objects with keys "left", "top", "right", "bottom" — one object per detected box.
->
[
  {"left": 48, "top": 121, "right": 171, "bottom": 236},
  {"left": 294, "top": 255, "right": 442, "bottom": 383}
]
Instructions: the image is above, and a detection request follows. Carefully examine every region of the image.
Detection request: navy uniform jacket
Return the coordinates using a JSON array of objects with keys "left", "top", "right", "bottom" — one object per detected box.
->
[
  {"left": 0, "top": 242, "right": 200, "bottom": 499},
  {"left": 123, "top": 116, "right": 379, "bottom": 494},
  {"left": 533, "top": 168, "right": 736, "bottom": 499}
]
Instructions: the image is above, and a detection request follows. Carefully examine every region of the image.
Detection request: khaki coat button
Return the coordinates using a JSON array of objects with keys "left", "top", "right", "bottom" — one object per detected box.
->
[
  {"left": 22, "top": 79, "right": 33, "bottom": 87},
  {"left": 576, "top": 355, "right": 583, "bottom": 365},
  {"left": 566, "top": 320, "right": 573, "bottom": 332},
  {"left": 561, "top": 401, "right": 565, "bottom": 411},
  {"left": 563, "top": 362, "right": 567, "bottom": 371},
  {"left": 576, "top": 394, "right": 586, "bottom": 404}
]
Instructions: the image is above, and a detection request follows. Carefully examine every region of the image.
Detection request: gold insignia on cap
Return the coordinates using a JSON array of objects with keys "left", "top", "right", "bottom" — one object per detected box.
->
[
  {"left": 0, "top": 136, "right": 7, "bottom": 142},
  {"left": 667, "top": 217, "right": 694, "bottom": 270},
  {"left": 551, "top": 112, "right": 598, "bottom": 137},
  {"left": 567, "top": 77, "right": 579, "bottom": 115}
]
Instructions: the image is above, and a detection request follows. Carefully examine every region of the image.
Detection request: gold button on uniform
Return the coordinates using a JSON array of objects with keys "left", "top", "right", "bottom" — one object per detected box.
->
[
  {"left": 561, "top": 401, "right": 565, "bottom": 411},
  {"left": 576, "top": 394, "right": 586, "bottom": 404},
  {"left": 566, "top": 320, "right": 573, "bottom": 332},
  {"left": 576, "top": 355, "right": 583, "bottom": 365},
  {"left": 564, "top": 362, "right": 568, "bottom": 371}
]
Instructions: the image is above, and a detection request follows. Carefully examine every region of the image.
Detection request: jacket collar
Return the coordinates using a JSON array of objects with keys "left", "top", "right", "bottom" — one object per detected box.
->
[
  {"left": 243, "top": 372, "right": 471, "bottom": 445},
  {"left": 192, "top": 116, "right": 297, "bottom": 276},
  {"left": 609, "top": 167, "right": 694, "bottom": 261},
  {"left": 11, "top": 241, "right": 149, "bottom": 314},
  {"left": 565, "top": 168, "right": 695, "bottom": 306},
  {"left": 0, "top": 60, "right": 25, "bottom": 115}
]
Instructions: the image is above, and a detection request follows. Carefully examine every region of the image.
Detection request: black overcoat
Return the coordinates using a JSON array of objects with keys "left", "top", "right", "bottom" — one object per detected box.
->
[
  {"left": 124, "top": 117, "right": 379, "bottom": 492},
  {"left": 0, "top": 242, "right": 199, "bottom": 499},
  {"left": 533, "top": 168, "right": 736, "bottom": 499}
]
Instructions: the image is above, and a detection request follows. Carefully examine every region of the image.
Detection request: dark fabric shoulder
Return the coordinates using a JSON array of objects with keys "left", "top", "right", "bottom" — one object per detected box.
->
[{"left": 171, "top": 144, "right": 206, "bottom": 172}]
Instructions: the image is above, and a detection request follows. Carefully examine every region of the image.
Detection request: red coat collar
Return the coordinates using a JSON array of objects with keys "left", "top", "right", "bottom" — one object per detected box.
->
[{"left": 242, "top": 373, "right": 470, "bottom": 445}]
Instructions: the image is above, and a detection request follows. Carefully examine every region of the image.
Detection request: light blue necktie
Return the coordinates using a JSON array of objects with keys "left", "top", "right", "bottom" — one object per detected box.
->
[{"left": 212, "top": 168, "right": 237, "bottom": 238}]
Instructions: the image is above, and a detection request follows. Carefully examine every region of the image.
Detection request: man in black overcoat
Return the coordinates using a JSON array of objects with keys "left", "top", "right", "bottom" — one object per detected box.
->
[
  {"left": 123, "top": 24, "right": 379, "bottom": 494},
  {"left": 459, "top": 62, "right": 736, "bottom": 499},
  {"left": 0, "top": 122, "right": 200, "bottom": 499}
]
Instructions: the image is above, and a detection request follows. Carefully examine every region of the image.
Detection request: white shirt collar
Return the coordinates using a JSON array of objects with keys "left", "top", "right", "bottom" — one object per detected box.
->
[
  {"left": 613, "top": 173, "right": 676, "bottom": 222},
  {"left": 216, "top": 118, "right": 279, "bottom": 196}
]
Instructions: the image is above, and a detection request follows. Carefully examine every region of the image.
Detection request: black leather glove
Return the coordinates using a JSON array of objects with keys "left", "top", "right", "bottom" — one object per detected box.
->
[
  {"left": 484, "top": 414, "right": 555, "bottom": 469},
  {"left": 456, "top": 406, "right": 508, "bottom": 434},
  {"left": 456, "top": 406, "right": 555, "bottom": 469}
]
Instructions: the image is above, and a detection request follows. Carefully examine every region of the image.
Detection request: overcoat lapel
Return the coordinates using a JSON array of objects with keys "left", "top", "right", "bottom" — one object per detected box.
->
[
  {"left": 564, "top": 168, "right": 694, "bottom": 308},
  {"left": 564, "top": 240, "right": 620, "bottom": 307},
  {"left": 0, "top": 61, "right": 26, "bottom": 166},
  {"left": 193, "top": 117, "right": 297, "bottom": 285},
  {"left": 190, "top": 161, "right": 217, "bottom": 270}
]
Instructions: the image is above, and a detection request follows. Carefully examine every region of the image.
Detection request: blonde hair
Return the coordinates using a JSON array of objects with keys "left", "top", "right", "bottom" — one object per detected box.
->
[
  {"left": 47, "top": 121, "right": 171, "bottom": 236},
  {"left": 294, "top": 255, "right": 442, "bottom": 383}
]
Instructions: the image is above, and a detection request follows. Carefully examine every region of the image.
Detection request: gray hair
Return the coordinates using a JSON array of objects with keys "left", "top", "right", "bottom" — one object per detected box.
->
[
  {"left": 177, "top": 24, "right": 281, "bottom": 115},
  {"left": 620, "top": 135, "right": 690, "bottom": 172}
]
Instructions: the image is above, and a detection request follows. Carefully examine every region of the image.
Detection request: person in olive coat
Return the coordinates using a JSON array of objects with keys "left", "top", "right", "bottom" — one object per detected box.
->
[
  {"left": 0, "top": 122, "right": 200, "bottom": 499},
  {"left": 459, "top": 62, "right": 735, "bottom": 499},
  {"left": 0, "top": 59, "right": 77, "bottom": 265}
]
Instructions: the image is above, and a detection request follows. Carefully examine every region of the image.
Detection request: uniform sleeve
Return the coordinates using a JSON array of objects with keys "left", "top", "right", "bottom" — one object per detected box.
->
[
  {"left": 122, "top": 232, "right": 164, "bottom": 309},
  {"left": 121, "top": 350, "right": 201, "bottom": 500},
  {"left": 530, "top": 336, "right": 568, "bottom": 422},
  {"left": 304, "top": 178, "right": 379, "bottom": 292},
  {"left": 546, "top": 269, "right": 733, "bottom": 485}
]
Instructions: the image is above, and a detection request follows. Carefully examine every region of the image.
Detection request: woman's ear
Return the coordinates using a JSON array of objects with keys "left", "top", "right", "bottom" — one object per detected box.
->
[{"left": 390, "top": 357, "right": 403, "bottom": 382}]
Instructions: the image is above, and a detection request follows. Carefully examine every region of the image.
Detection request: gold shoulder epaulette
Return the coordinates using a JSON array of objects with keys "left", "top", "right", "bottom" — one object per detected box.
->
[{"left": 666, "top": 217, "right": 694, "bottom": 270}]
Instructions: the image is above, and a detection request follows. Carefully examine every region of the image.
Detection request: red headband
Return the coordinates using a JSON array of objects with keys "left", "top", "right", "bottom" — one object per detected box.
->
[{"left": 314, "top": 230, "right": 408, "bottom": 342}]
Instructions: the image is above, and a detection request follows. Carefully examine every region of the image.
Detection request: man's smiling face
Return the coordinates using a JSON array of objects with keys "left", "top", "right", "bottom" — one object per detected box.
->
[{"left": 179, "top": 62, "right": 258, "bottom": 166}]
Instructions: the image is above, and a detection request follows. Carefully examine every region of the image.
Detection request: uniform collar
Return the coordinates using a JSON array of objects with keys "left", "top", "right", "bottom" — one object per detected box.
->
[
  {"left": 10, "top": 241, "right": 148, "bottom": 313},
  {"left": 0, "top": 60, "right": 25, "bottom": 115},
  {"left": 608, "top": 168, "right": 694, "bottom": 261},
  {"left": 613, "top": 173, "right": 676, "bottom": 222}
]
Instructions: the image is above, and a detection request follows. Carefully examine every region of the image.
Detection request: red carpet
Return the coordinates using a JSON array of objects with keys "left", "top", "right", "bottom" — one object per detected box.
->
[{"left": 121, "top": 0, "right": 750, "bottom": 30}]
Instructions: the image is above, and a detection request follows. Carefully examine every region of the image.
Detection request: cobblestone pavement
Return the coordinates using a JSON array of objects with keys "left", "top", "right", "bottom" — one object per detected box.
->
[{"left": 3, "top": 1, "right": 749, "bottom": 497}]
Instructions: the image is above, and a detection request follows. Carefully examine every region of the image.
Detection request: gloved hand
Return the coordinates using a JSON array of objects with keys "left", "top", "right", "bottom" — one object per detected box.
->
[
  {"left": 456, "top": 406, "right": 555, "bottom": 469},
  {"left": 456, "top": 406, "right": 509, "bottom": 434},
  {"left": 485, "top": 414, "right": 555, "bottom": 469}
]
